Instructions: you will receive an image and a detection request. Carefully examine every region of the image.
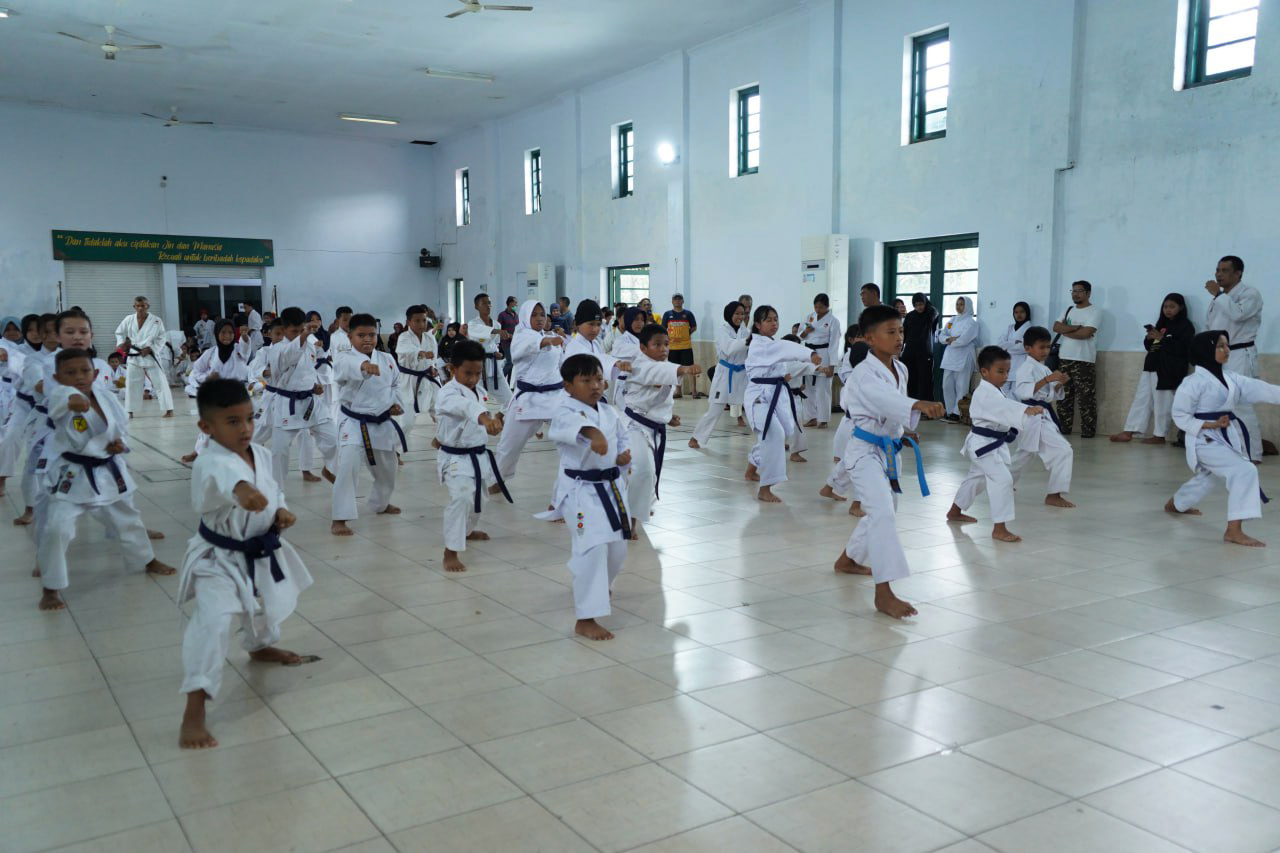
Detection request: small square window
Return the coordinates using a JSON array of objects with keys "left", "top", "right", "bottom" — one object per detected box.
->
[{"left": 910, "top": 28, "right": 949, "bottom": 143}]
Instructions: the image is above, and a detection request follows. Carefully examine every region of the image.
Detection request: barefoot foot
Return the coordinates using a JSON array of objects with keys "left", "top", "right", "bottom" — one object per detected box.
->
[
  {"left": 39, "top": 588, "right": 65, "bottom": 611},
  {"left": 757, "top": 486, "right": 782, "bottom": 503},
  {"left": 378, "top": 504, "right": 402, "bottom": 515},
  {"left": 688, "top": 438, "right": 701, "bottom": 449},
  {"left": 13, "top": 508, "right": 33, "bottom": 526},
  {"left": 466, "top": 530, "right": 490, "bottom": 541},
  {"left": 744, "top": 464, "right": 760, "bottom": 482},
  {"left": 818, "top": 485, "right": 847, "bottom": 502},
  {"left": 736, "top": 416, "right": 747, "bottom": 427},
  {"left": 575, "top": 618, "right": 614, "bottom": 641},
  {"left": 803, "top": 419, "right": 817, "bottom": 427},
  {"left": 1044, "top": 493, "right": 1075, "bottom": 508},
  {"left": 992, "top": 525, "right": 1022, "bottom": 543},
  {"left": 302, "top": 471, "right": 321, "bottom": 482},
  {"left": 1140, "top": 436, "right": 1166, "bottom": 445},
  {"left": 145, "top": 559, "right": 177, "bottom": 576},
  {"left": 180, "top": 452, "right": 198, "bottom": 464},
  {"left": 789, "top": 452, "right": 806, "bottom": 462},
  {"left": 147, "top": 529, "right": 165, "bottom": 540},
  {"left": 162, "top": 410, "right": 174, "bottom": 418},
  {"left": 848, "top": 501, "right": 866, "bottom": 517},
  {"left": 249, "top": 646, "right": 310, "bottom": 665},
  {"left": 874, "top": 583, "right": 918, "bottom": 619},
  {"left": 331, "top": 520, "right": 354, "bottom": 536},
  {"left": 1110, "top": 431, "right": 1134, "bottom": 443},
  {"left": 1164, "top": 498, "right": 1202, "bottom": 516},
  {"left": 946, "top": 504, "right": 976, "bottom": 523},
  {"left": 322, "top": 467, "right": 336, "bottom": 484},
  {"left": 180, "top": 692, "right": 218, "bottom": 749},
  {"left": 488, "top": 483, "right": 503, "bottom": 496},
  {"left": 1225, "top": 521, "right": 1265, "bottom": 547},
  {"left": 443, "top": 549, "right": 466, "bottom": 572},
  {"left": 31, "top": 567, "right": 40, "bottom": 577},
  {"left": 834, "top": 552, "right": 872, "bottom": 575}
]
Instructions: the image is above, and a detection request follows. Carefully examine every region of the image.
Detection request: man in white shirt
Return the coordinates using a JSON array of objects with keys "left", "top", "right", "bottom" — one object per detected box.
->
[
  {"left": 1052, "top": 280, "right": 1100, "bottom": 437},
  {"left": 114, "top": 295, "right": 174, "bottom": 417},
  {"left": 1206, "top": 254, "right": 1264, "bottom": 461}
]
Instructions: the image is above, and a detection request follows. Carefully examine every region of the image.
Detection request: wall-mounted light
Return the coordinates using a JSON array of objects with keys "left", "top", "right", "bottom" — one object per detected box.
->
[{"left": 656, "top": 141, "right": 678, "bottom": 165}]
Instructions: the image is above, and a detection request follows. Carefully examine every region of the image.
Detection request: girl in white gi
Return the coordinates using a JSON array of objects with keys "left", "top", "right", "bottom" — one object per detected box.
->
[
  {"left": 436, "top": 340, "right": 510, "bottom": 573},
  {"left": 114, "top": 295, "right": 174, "bottom": 417},
  {"left": 178, "top": 379, "right": 317, "bottom": 749},
  {"left": 997, "top": 302, "right": 1033, "bottom": 395},
  {"left": 947, "top": 346, "right": 1044, "bottom": 542},
  {"left": 743, "top": 305, "right": 821, "bottom": 503},
  {"left": 395, "top": 304, "right": 441, "bottom": 441},
  {"left": 265, "top": 308, "right": 338, "bottom": 487},
  {"left": 936, "top": 296, "right": 979, "bottom": 422},
  {"left": 609, "top": 307, "right": 648, "bottom": 414},
  {"left": 1010, "top": 326, "right": 1075, "bottom": 508},
  {"left": 833, "top": 305, "right": 944, "bottom": 618},
  {"left": 492, "top": 301, "right": 567, "bottom": 481},
  {"left": 12, "top": 314, "right": 60, "bottom": 526},
  {"left": 0, "top": 315, "right": 27, "bottom": 495},
  {"left": 468, "top": 293, "right": 513, "bottom": 407},
  {"left": 689, "top": 301, "right": 749, "bottom": 449},
  {"left": 181, "top": 320, "right": 249, "bottom": 464},
  {"left": 538, "top": 354, "right": 631, "bottom": 640},
  {"left": 37, "top": 349, "right": 176, "bottom": 611},
  {"left": 1165, "top": 330, "right": 1280, "bottom": 547},
  {"left": 331, "top": 313, "right": 404, "bottom": 536},
  {"left": 798, "top": 292, "right": 842, "bottom": 427}
]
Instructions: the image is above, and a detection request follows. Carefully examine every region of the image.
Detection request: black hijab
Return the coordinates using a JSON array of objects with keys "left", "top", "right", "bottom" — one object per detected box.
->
[
  {"left": 214, "top": 319, "right": 235, "bottom": 364},
  {"left": 723, "top": 301, "right": 744, "bottom": 331},
  {"left": 21, "top": 313, "right": 40, "bottom": 350},
  {"left": 913, "top": 293, "right": 937, "bottom": 324},
  {"left": 1191, "top": 329, "right": 1228, "bottom": 387}
]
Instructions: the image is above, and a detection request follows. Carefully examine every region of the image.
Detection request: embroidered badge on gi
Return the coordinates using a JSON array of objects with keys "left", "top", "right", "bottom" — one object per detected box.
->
[{"left": 72, "top": 416, "right": 89, "bottom": 433}]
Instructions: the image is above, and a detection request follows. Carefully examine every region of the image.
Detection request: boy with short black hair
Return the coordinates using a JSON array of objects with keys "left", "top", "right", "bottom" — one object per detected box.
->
[
  {"left": 947, "top": 345, "right": 1044, "bottom": 542},
  {"left": 395, "top": 304, "right": 441, "bottom": 441},
  {"left": 330, "top": 306, "right": 354, "bottom": 357},
  {"left": 1011, "top": 325, "right": 1075, "bottom": 509},
  {"left": 265, "top": 307, "right": 337, "bottom": 487},
  {"left": 178, "top": 378, "right": 316, "bottom": 749},
  {"left": 106, "top": 351, "right": 127, "bottom": 404},
  {"left": 467, "top": 293, "right": 513, "bottom": 407}
]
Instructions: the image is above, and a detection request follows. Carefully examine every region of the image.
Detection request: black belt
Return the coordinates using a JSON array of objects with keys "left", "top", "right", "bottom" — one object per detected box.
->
[
  {"left": 971, "top": 425, "right": 1019, "bottom": 457},
  {"left": 514, "top": 379, "right": 563, "bottom": 399},
  {"left": 265, "top": 385, "right": 315, "bottom": 419},
  {"left": 1229, "top": 341, "right": 1256, "bottom": 351},
  {"left": 440, "top": 444, "right": 513, "bottom": 512},
  {"left": 564, "top": 466, "right": 631, "bottom": 539},
  {"left": 1196, "top": 409, "right": 1269, "bottom": 502},
  {"left": 340, "top": 405, "right": 407, "bottom": 464},
  {"left": 198, "top": 521, "right": 285, "bottom": 597},
  {"left": 396, "top": 362, "right": 440, "bottom": 413},
  {"left": 482, "top": 352, "right": 503, "bottom": 392},
  {"left": 791, "top": 385, "right": 808, "bottom": 400},
  {"left": 314, "top": 357, "right": 333, "bottom": 369},
  {"left": 60, "top": 452, "right": 127, "bottom": 495},
  {"left": 15, "top": 391, "right": 34, "bottom": 406},
  {"left": 624, "top": 407, "right": 666, "bottom": 499},
  {"left": 751, "top": 376, "right": 797, "bottom": 441},
  {"left": 2, "top": 376, "right": 11, "bottom": 384},
  {"left": 35, "top": 404, "right": 48, "bottom": 415},
  {"left": 1022, "top": 398, "right": 1061, "bottom": 432}
]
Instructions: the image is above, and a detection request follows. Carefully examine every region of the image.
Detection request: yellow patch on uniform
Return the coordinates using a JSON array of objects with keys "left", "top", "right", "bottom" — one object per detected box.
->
[{"left": 72, "top": 416, "right": 89, "bottom": 433}]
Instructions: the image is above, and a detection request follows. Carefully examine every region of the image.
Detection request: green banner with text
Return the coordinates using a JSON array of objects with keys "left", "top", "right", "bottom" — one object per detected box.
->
[{"left": 52, "top": 230, "right": 274, "bottom": 266}]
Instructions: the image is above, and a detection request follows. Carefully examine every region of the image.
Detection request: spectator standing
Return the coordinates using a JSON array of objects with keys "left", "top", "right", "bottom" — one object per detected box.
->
[
  {"left": 1205, "top": 255, "right": 1264, "bottom": 461},
  {"left": 1112, "top": 292, "right": 1193, "bottom": 444},
  {"left": 661, "top": 294, "right": 699, "bottom": 398},
  {"left": 901, "top": 292, "right": 938, "bottom": 402},
  {"left": 1053, "top": 280, "right": 1101, "bottom": 437}
]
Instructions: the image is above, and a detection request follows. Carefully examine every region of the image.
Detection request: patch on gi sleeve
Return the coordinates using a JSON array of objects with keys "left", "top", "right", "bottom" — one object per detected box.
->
[{"left": 72, "top": 416, "right": 89, "bottom": 432}]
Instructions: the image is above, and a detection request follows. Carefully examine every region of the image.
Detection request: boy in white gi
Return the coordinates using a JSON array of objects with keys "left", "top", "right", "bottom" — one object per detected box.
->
[
  {"left": 1165, "top": 330, "right": 1280, "bottom": 547},
  {"left": 833, "top": 305, "right": 944, "bottom": 619},
  {"left": 436, "top": 340, "right": 510, "bottom": 572},
  {"left": 540, "top": 354, "right": 631, "bottom": 640},
  {"left": 799, "top": 292, "right": 842, "bottom": 427},
  {"left": 689, "top": 300, "right": 749, "bottom": 448},
  {"left": 266, "top": 307, "right": 338, "bottom": 487},
  {"left": 181, "top": 320, "right": 249, "bottom": 464},
  {"left": 37, "top": 349, "right": 176, "bottom": 611},
  {"left": 395, "top": 304, "right": 441, "bottom": 441},
  {"left": 562, "top": 300, "right": 630, "bottom": 401},
  {"left": 624, "top": 323, "right": 698, "bottom": 536},
  {"left": 114, "top": 295, "right": 175, "bottom": 418},
  {"left": 468, "top": 293, "right": 513, "bottom": 407},
  {"left": 106, "top": 352, "right": 127, "bottom": 405},
  {"left": 179, "top": 379, "right": 317, "bottom": 749},
  {"left": 1011, "top": 326, "right": 1075, "bottom": 509},
  {"left": 947, "top": 346, "right": 1044, "bottom": 542},
  {"left": 492, "top": 301, "right": 566, "bottom": 482},
  {"left": 332, "top": 313, "right": 404, "bottom": 536}
]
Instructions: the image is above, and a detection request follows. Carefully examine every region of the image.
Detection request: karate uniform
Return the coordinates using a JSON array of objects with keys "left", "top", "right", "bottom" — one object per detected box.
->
[
  {"left": 786, "top": 359, "right": 818, "bottom": 455},
  {"left": 19, "top": 348, "right": 59, "bottom": 513},
  {"left": 0, "top": 341, "right": 27, "bottom": 479},
  {"left": 435, "top": 380, "right": 506, "bottom": 551},
  {"left": 332, "top": 348, "right": 403, "bottom": 521},
  {"left": 494, "top": 302, "right": 566, "bottom": 479},
  {"left": 1171, "top": 366, "right": 1280, "bottom": 521},
  {"left": 610, "top": 331, "right": 641, "bottom": 410},
  {"left": 744, "top": 336, "right": 813, "bottom": 488},
  {"left": 690, "top": 320, "right": 749, "bottom": 446},
  {"left": 394, "top": 329, "right": 440, "bottom": 439},
  {"left": 266, "top": 335, "right": 337, "bottom": 485},
  {"left": 800, "top": 311, "right": 842, "bottom": 425},
  {"left": 838, "top": 356, "right": 921, "bottom": 584},
  {"left": 246, "top": 308, "right": 264, "bottom": 352},
  {"left": 1207, "top": 285, "right": 1264, "bottom": 461},
  {"left": 193, "top": 318, "right": 215, "bottom": 352},
  {"left": 1010, "top": 358, "right": 1073, "bottom": 496},
  {"left": 468, "top": 315, "right": 513, "bottom": 406},
  {"left": 622, "top": 352, "right": 681, "bottom": 525},
  {"left": 824, "top": 355, "right": 859, "bottom": 498},
  {"left": 37, "top": 382, "right": 154, "bottom": 591},
  {"left": 952, "top": 381, "right": 1030, "bottom": 524},
  {"left": 246, "top": 346, "right": 274, "bottom": 446},
  {"left": 108, "top": 364, "right": 127, "bottom": 405},
  {"left": 185, "top": 346, "right": 251, "bottom": 456},
  {"left": 998, "top": 322, "right": 1031, "bottom": 395},
  {"left": 937, "top": 299, "right": 978, "bottom": 417},
  {"left": 114, "top": 312, "right": 174, "bottom": 413}
]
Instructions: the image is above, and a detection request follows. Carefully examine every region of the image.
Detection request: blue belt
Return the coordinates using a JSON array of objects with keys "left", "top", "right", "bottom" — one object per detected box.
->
[
  {"left": 396, "top": 362, "right": 440, "bottom": 413},
  {"left": 852, "top": 426, "right": 929, "bottom": 496},
  {"left": 440, "top": 444, "right": 512, "bottom": 513},
  {"left": 751, "top": 376, "right": 796, "bottom": 441},
  {"left": 340, "top": 405, "right": 407, "bottom": 464},
  {"left": 1196, "top": 410, "right": 1268, "bottom": 503},
  {"left": 717, "top": 359, "right": 745, "bottom": 394},
  {"left": 514, "top": 379, "right": 563, "bottom": 399},
  {"left": 198, "top": 521, "right": 284, "bottom": 597},
  {"left": 624, "top": 407, "right": 666, "bottom": 499},
  {"left": 60, "top": 451, "right": 127, "bottom": 495},
  {"left": 971, "top": 425, "right": 1019, "bottom": 457},
  {"left": 1021, "top": 398, "right": 1061, "bottom": 432},
  {"left": 265, "top": 385, "right": 315, "bottom": 418},
  {"left": 565, "top": 466, "right": 631, "bottom": 539}
]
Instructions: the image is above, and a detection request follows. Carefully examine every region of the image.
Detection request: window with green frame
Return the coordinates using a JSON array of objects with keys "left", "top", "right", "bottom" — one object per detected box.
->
[
  {"left": 736, "top": 85, "right": 760, "bottom": 176},
  {"left": 525, "top": 148, "right": 542, "bottom": 215},
  {"left": 885, "top": 234, "right": 979, "bottom": 330},
  {"left": 1185, "top": 0, "right": 1258, "bottom": 87},
  {"left": 457, "top": 168, "right": 471, "bottom": 226},
  {"left": 607, "top": 264, "right": 649, "bottom": 307},
  {"left": 615, "top": 122, "right": 634, "bottom": 198},
  {"left": 910, "top": 28, "right": 949, "bottom": 142}
]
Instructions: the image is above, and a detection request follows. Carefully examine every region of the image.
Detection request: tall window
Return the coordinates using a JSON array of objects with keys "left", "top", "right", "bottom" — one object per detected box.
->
[
  {"left": 1185, "top": 0, "right": 1258, "bottom": 86},
  {"left": 607, "top": 264, "right": 649, "bottom": 306},
  {"left": 455, "top": 168, "right": 471, "bottom": 227},
  {"left": 910, "top": 28, "right": 950, "bottom": 142},
  {"left": 613, "top": 122, "right": 634, "bottom": 199},
  {"left": 524, "top": 148, "right": 542, "bottom": 215},
  {"left": 735, "top": 85, "right": 760, "bottom": 176},
  {"left": 449, "top": 278, "right": 465, "bottom": 323},
  {"left": 885, "top": 234, "right": 979, "bottom": 329}
]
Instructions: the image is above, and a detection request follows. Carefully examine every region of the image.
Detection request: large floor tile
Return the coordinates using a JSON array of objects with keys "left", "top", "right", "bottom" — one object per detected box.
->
[
  {"left": 0, "top": 767, "right": 173, "bottom": 853},
  {"left": 151, "top": 734, "right": 329, "bottom": 815},
  {"left": 0, "top": 723, "right": 145, "bottom": 800},
  {"left": 770, "top": 708, "right": 945, "bottom": 777},
  {"left": 297, "top": 708, "right": 462, "bottom": 776},
  {"left": 660, "top": 733, "right": 846, "bottom": 811},
  {"left": 946, "top": 667, "right": 1112, "bottom": 720},
  {"left": 1174, "top": 740, "right": 1280, "bottom": 810},
  {"left": 179, "top": 779, "right": 379, "bottom": 852},
  {"left": 265, "top": 674, "right": 411, "bottom": 732},
  {"left": 473, "top": 719, "right": 647, "bottom": 792},
  {"left": 978, "top": 803, "right": 1188, "bottom": 853},
  {"left": 1127, "top": 679, "right": 1280, "bottom": 737},
  {"left": 629, "top": 646, "right": 769, "bottom": 691},
  {"left": 862, "top": 686, "right": 1035, "bottom": 747},
  {"left": 589, "top": 695, "right": 754, "bottom": 759},
  {"left": 388, "top": 797, "right": 596, "bottom": 853},
  {"left": 50, "top": 819, "right": 192, "bottom": 853},
  {"left": 1050, "top": 701, "right": 1236, "bottom": 765},
  {"left": 424, "top": 684, "right": 577, "bottom": 742},
  {"left": 532, "top": 664, "right": 676, "bottom": 716},
  {"left": 963, "top": 724, "right": 1159, "bottom": 797},
  {"left": 691, "top": 674, "right": 849, "bottom": 730}
]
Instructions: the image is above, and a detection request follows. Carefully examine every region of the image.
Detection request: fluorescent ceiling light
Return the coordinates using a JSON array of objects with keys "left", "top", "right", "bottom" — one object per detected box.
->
[
  {"left": 423, "top": 67, "right": 495, "bottom": 83},
  {"left": 339, "top": 113, "right": 399, "bottom": 125}
]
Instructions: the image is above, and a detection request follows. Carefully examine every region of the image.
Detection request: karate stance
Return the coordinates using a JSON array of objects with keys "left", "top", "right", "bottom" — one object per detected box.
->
[
  {"left": 114, "top": 295, "right": 174, "bottom": 417},
  {"left": 689, "top": 301, "right": 749, "bottom": 448},
  {"left": 1011, "top": 326, "right": 1075, "bottom": 509}
]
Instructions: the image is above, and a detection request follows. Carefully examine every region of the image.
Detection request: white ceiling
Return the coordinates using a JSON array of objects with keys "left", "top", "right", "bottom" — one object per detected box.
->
[{"left": 0, "top": 0, "right": 807, "bottom": 142}]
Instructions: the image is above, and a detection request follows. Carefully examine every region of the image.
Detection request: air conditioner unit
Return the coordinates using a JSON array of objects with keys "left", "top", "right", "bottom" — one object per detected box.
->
[
  {"left": 800, "top": 235, "right": 850, "bottom": 325},
  {"left": 525, "top": 262, "right": 556, "bottom": 304}
]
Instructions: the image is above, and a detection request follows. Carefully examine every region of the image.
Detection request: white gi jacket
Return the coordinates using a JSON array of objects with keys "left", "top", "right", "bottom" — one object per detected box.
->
[
  {"left": 265, "top": 335, "right": 329, "bottom": 430},
  {"left": 193, "top": 318, "right": 216, "bottom": 351},
  {"left": 434, "top": 380, "right": 495, "bottom": 482},
  {"left": 1206, "top": 284, "right": 1262, "bottom": 350},
  {"left": 962, "top": 380, "right": 1030, "bottom": 465},
  {"left": 708, "top": 321, "right": 749, "bottom": 406},
  {"left": 1173, "top": 366, "right": 1280, "bottom": 471},
  {"left": 610, "top": 331, "right": 641, "bottom": 406},
  {"left": 186, "top": 347, "right": 250, "bottom": 396},
  {"left": 506, "top": 301, "right": 565, "bottom": 422},
  {"left": 394, "top": 329, "right": 439, "bottom": 410},
  {"left": 801, "top": 311, "right": 843, "bottom": 369},
  {"left": 937, "top": 298, "right": 979, "bottom": 372},
  {"left": 744, "top": 336, "right": 813, "bottom": 438},
  {"left": 540, "top": 396, "right": 631, "bottom": 552},
  {"left": 114, "top": 313, "right": 167, "bottom": 359},
  {"left": 335, "top": 349, "right": 403, "bottom": 450},
  {"left": 999, "top": 322, "right": 1032, "bottom": 382},
  {"left": 42, "top": 381, "right": 135, "bottom": 506},
  {"left": 840, "top": 355, "right": 921, "bottom": 469}
]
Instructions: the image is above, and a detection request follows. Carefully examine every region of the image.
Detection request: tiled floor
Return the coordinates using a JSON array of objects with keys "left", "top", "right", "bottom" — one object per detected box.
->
[{"left": 3, "top": 398, "right": 1280, "bottom": 852}]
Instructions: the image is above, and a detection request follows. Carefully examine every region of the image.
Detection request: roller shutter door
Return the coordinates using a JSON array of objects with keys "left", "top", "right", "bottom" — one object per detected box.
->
[{"left": 63, "top": 262, "right": 163, "bottom": 357}]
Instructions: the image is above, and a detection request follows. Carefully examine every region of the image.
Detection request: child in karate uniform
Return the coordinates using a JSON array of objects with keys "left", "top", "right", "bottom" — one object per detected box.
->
[
  {"left": 178, "top": 379, "right": 317, "bottom": 750},
  {"left": 562, "top": 300, "right": 629, "bottom": 400},
  {"left": 833, "top": 305, "right": 944, "bottom": 618},
  {"left": 1011, "top": 326, "right": 1075, "bottom": 509},
  {"left": 436, "top": 340, "right": 510, "bottom": 572},
  {"left": 331, "top": 313, "right": 404, "bottom": 536},
  {"left": 799, "top": 292, "right": 842, "bottom": 427},
  {"left": 1165, "top": 330, "right": 1280, "bottom": 547},
  {"left": 106, "top": 352, "right": 127, "bottom": 405},
  {"left": 266, "top": 308, "right": 338, "bottom": 487},
  {"left": 13, "top": 313, "right": 59, "bottom": 526},
  {"left": 182, "top": 320, "right": 249, "bottom": 464},
  {"left": 539, "top": 354, "right": 631, "bottom": 640},
  {"left": 743, "top": 305, "right": 821, "bottom": 503},
  {"left": 468, "top": 293, "right": 514, "bottom": 408},
  {"left": 689, "top": 301, "right": 749, "bottom": 448},
  {"left": 37, "top": 348, "right": 176, "bottom": 611},
  {"left": 624, "top": 323, "right": 698, "bottom": 537},
  {"left": 820, "top": 326, "right": 867, "bottom": 513},
  {"left": 0, "top": 323, "right": 28, "bottom": 496},
  {"left": 782, "top": 333, "right": 818, "bottom": 463},
  {"left": 395, "top": 304, "right": 441, "bottom": 441},
  {"left": 492, "top": 301, "right": 567, "bottom": 481},
  {"left": 609, "top": 307, "right": 648, "bottom": 413},
  {"left": 947, "top": 346, "right": 1044, "bottom": 542}
]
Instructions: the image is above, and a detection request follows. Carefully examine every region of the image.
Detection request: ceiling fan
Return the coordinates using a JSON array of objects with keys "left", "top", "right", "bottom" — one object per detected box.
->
[
  {"left": 142, "top": 107, "right": 213, "bottom": 128},
  {"left": 57, "top": 24, "right": 162, "bottom": 60},
  {"left": 446, "top": 0, "right": 533, "bottom": 19}
]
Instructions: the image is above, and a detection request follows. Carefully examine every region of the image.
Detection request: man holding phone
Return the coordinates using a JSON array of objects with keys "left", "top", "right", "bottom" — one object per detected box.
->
[{"left": 1052, "top": 281, "right": 1101, "bottom": 437}]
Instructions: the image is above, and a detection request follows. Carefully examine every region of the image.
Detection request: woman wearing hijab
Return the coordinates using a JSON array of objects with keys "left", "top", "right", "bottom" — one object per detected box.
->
[
  {"left": 1113, "top": 293, "right": 1194, "bottom": 444},
  {"left": 935, "top": 296, "right": 979, "bottom": 422},
  {"left": 1166, "top": 330, "right": 1280, "bottom": 547},
  {"left": 901, "top": 293, "right": 938, "bottom": 403},
  {"left": 610, "top": 307, "right": 648, "bottom": 412},
  {"left": 20, "top": 314, "right": 43, "bottom": 351},
  {"left": 998, "top": 302, "right": 1034, "bottom": 392},
  {"left": 492, "top": 300, "right": 567, "bottom": 480},
  {"left": 689, "top": 301, "right": 750, "bottom": 448},
  {"left": 182, "top": 319, "right": 251, "bottom": 462}
]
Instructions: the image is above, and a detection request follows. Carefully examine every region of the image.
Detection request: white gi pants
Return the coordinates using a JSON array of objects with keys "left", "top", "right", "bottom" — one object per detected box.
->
[
  {"left": 803, "top": 375, "right": 833, "bottom": 424},
  {"left": 398, "top": 390, "right": 434, "bottom": 442},
  {"left": 125, "top": 356, "right": 173, "bottom": 413},
  {"left": 443, "top": 468, "right": 480, "bottom": 551},
  {"left": 272, "top": 421, "right": 337, "bottom": 486},
  {"left": 570, "top": 540, "right": 627, "bottom": 619},
  {"left": 1011, "top": 431, "right": 1073, "bottom": 495},
  {"left": 181, "top": 571, "right": 279, "bottom": 700},
  {"left": 748, "top": 425, "right": 788, "bottom": 488},
  {"left": 1229, "top": 347, "right": 1263, "bottom": 461},
  {"left": 842, "top": 454, "right": 909, "bottom": 584},
  {"left": 482, "top": 359, "right": 513, "bottom": 407},
  {"left": 1173, "top": 442, "right": 1263, "bottom": 521},
  {"left": 942, "top": 369, "right": 970, "bottom": 417},
  {"left": 0, "top": 410, "right": 19, "bottom": 478},
  {"left": 37, "top": 497, "right": 154, "bottom": 590},
  {"left": 494, "top": 418, "right": 546, "bottom": 479},
  {"left": 1122, "top": 372, "right": 1174, "bottom": 438},
  {"left": 298, "top": 429, "right": 315, "bottom": 472},
  {"left": 21, "top": 435, "right": 45, "bottom": 509},
  {"left": 690, "top": 400, "right": 730, "bottom": 446},
  {"left": 954, "top": 454, "right": 1016, "bottom": 524},
  {"left": 332, "top": 445, "right": 397, "bottom": 521},
  {"left": 626, "top": 423, "right": 660, "bottom": 525}
]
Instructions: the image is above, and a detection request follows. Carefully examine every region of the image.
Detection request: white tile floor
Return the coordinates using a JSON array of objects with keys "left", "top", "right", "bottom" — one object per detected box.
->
[{"left": 3, "top": 398, "right": 1280, "bottom": 852}]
